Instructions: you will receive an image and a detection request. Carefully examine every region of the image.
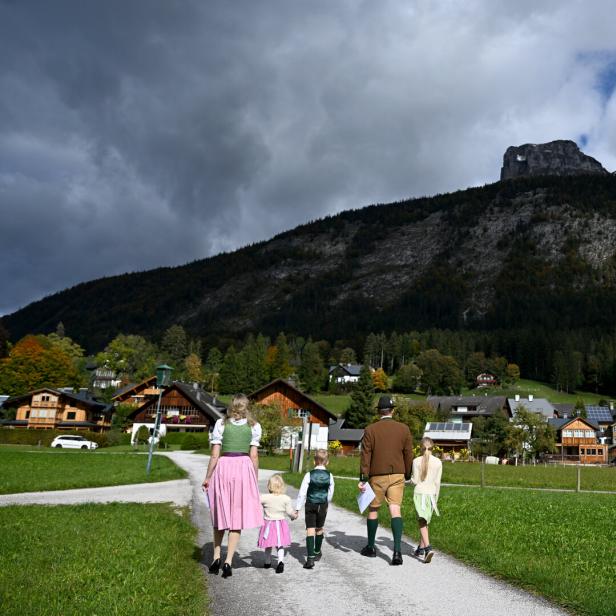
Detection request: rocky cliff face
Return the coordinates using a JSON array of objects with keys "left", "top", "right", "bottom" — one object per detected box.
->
[{"left": 500, "top": 140, "right": 608, "bottom": 180}]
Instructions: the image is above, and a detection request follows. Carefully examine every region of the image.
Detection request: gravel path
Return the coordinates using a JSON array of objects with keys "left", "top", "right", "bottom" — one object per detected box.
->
[{"left": 165, "top": 452, "right": 568, "bottom": 616}]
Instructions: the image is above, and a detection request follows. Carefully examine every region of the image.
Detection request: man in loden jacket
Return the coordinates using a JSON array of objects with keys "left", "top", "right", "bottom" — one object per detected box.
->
[{"left": 358, "top": 395, "right": 413, "bottom": 565}]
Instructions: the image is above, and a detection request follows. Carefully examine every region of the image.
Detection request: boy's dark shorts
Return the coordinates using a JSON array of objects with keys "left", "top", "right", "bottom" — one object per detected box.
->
[{"left": 305, "top": 502, "right": 328, "bottom": 528}]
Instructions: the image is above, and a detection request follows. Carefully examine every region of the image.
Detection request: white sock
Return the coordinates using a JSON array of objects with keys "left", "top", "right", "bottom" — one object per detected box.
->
[
  {"left": 264, "top": 547, "right": 272, "bottom": 564},
  {"left": 277, "top": 547, "right": 285, "bottom": 563}
]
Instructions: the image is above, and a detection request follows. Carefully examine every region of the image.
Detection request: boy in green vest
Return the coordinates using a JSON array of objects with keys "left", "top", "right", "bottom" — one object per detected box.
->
[{"left": 295, "top": 449, "right": 335, "bottom": 569}]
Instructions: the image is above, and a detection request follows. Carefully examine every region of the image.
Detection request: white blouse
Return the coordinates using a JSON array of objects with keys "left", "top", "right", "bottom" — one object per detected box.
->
[
  {"left": 210, "top": 417, "right": 262, "bottom": 447},
  {"left": 411, "top": 455, "right": 442, "bottom": 500}
]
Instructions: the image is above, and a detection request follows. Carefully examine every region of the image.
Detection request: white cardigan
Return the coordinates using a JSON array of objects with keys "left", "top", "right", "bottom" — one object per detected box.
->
[{"left": 411, "top": 454, "right": 442, "bottom": 500}]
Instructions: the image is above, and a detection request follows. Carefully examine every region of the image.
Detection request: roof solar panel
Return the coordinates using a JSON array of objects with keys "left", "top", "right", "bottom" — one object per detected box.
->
[{"left": 586, "top": 406, "right": 613, "bottom": 422}]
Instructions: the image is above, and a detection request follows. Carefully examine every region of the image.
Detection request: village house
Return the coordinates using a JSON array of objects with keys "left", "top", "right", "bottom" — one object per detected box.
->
[
  {"left": 327, "top": 418, "right": 364, "bottom": 454},
  {"left": 427, "top": 395, "right": 509, "bottom": 420},
  {"left": 423, "top": 421, "right": 473, "bottom": 459},
  {"left": 547, "top": 416, "right": 608, "bottom": 464},
  {"left": 476, "top": 372, "right": 497, "bottom": 387},
  {"left": 507, "top": 394, "right": 556, "bottom": 419},
  {"left": 1, "top": 387, "right": 112, "bottom": 432},
  {"left": 112, "top": 376, "right": 159, "bottom": 407},
  {"left": 328, "top": 363, "right": 365, "bottom": 385},
  {"left": 249, "top": 378, "right": 337, "bottom": 450},
  {"left": 127, "top": 381, "right": 225, "bottom": 436}
]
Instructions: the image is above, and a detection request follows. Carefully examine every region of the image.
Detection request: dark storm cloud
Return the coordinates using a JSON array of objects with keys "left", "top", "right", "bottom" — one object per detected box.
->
[{"left": 1, "top": 0, "right": 616, "bottom": 317}]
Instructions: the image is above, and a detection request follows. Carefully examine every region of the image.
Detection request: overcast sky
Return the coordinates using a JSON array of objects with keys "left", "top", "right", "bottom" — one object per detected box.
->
[{"left": 2, "top": 0, "right": 616, "bottom": 317}]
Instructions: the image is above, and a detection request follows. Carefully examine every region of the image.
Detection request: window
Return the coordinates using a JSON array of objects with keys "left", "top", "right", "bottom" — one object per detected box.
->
[
  {"left": 585, "top": 430, "right": 595, "bottom": 438},
  {"left": 66, "top": 412, "right": 76, "bottom": 420},
  {"left": 598, "top": 448, "right": 603, "bottom": 455},
  {"left": 25, "top": 410, "right": 30, "bottom": 419},
  {"left": 574, "top": 430, "right": 584, "bottom": 438},
  {"left": 296, "top": 409, "right": 309, "bottom": 418},
  {"left": 563, "top": 430, "right": 573, "bottom": 438},
  {"left": 580, "top": 448, "right": 585, "bottom": 454},
  {"left": 42, "top": 395, "right": 50, "bottom": 402}
]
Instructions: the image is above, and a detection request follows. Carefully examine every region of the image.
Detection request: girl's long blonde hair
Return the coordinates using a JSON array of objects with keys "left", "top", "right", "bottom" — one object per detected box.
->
[
  {"left": 420, "top": 437, "right": 434, "bottom": 482},
  {"left": 225, "top": 394, "right": 256, "bottom": 426}
]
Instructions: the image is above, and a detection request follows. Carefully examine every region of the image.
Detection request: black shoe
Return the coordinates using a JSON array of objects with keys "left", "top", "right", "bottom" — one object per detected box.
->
[
  {"left": 263, "top": 562, "right": 272, "bottom": 569},
  {"left": 221, "top": 563, "right": 232, "bottom": 578},
  {"left": 275, "top": 562, "right": 285, "bottom": 574},
  {"left": 413, "top": 546, "right": 424, "bottom": 558},
  {"left": 423, "top": 546, "right": 434, "bottom": 564},
  {"left": 313, "top": 551, "right": 322, "bottom": 561},
  {"left": 391, "top": 550, "right": 403, "bottom": 566},
  {"left": 360, "top": 545, "right": 377, "bottom": 557},
  {"left": 208, "top": 558, "right": 221, "bottom": 574},
  {"left": 303, "top": 557, "right": 315, "bottom": 569}
]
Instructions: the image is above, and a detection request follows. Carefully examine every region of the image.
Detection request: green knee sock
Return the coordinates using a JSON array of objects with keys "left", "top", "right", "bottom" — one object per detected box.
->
[
  {"left": 367, "top": 518, "right": 378, "bottom": 547},
  {"left": 391, "top": 517, "right": 403, "bottom": 552},
  {"left": 315, "top": 534, "right": 324, "bottom": 554},
  {"left": 306, "top": 536, "right": 315, "bottom": 557}
]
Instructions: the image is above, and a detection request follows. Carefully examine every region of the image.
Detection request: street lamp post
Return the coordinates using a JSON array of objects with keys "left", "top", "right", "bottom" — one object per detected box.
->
[{"left": 146, "top": 364, "right": 173, "bottom": 475}]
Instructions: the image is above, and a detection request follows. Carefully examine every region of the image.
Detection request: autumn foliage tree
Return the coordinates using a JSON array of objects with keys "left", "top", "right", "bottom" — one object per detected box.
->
[{"left": 0, "top": 335, "right": 82, "bottom": 395}]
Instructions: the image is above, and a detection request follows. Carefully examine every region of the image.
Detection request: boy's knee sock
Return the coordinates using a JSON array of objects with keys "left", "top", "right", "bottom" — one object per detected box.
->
[
  {"left": 306, "top": 536, "right": 315, "bottom": 557},
  {"left": 277, "top": 547, "right": 285, "bottom": 563},
  {"left": 391, "top": 517, "right": 403, "bottom": 552},
  {"left": 367, "top": 518, "right": 378, "bottom": 547},
  {"left": 315, "top": 534, "right": 324, "bottom": 554}
]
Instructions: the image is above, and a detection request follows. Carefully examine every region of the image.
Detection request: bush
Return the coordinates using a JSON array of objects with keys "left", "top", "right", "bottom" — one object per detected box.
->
[
  {"left": 180, "top": 433, "right": 209, "bottom": 450},
  {"left": 105, "top": 430, "right": 132, "bottom": 447},
  {"left": 0, "top": 428, "right": 113, "bottom": 447}
]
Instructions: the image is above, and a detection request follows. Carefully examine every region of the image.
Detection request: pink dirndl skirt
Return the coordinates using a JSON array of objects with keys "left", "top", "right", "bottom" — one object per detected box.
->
[
  {"left": 207, "top": 455, "right": 263, "bottom": 530},
  {"left": 257, "top": 519, "right": 291, "bottom": 548}
]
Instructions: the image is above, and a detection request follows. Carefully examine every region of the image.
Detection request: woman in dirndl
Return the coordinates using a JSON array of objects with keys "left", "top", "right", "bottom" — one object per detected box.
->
[{"left": 202, "top": 394, "right": 263, "bottom": 578}]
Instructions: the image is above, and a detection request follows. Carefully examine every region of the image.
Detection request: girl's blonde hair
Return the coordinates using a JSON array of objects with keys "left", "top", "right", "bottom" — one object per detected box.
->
[
  {"left": 225, "top": 394, "right": 256, "bottom": 426},
  {"left": 267, "top": 474, "right": 286, "bottom": 495},
  {"left": 420, "top": 437, "right": 434, "bottom": 482}
]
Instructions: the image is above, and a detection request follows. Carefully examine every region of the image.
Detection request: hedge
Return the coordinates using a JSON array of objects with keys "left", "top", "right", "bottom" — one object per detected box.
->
[{"left": 0, "top": 428, "right": 110, "bottom": 447}]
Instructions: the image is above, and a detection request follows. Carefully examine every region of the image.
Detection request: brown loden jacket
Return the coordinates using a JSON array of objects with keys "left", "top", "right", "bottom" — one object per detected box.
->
[{"left": 360, "top": 417, "right": 414, "bottom": 481}]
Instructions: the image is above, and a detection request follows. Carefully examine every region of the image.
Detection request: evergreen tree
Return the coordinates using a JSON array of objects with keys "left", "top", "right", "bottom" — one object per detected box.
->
[
  {"left": 204, "top": 347, "right": 223, "bottom": 393},
  {"left": 270, "top": 332, "right": 292, "bottom": 380},
  {"left": 218, "top": 346, "right": 242, "bottom": 394},
  {"left": 344, "top": 365, "right": 375, "bottom": 428},
  {"left": 242, "top": 334, "right": 269, "bottom": 391},
  {"left": 299, "top": 339, "right": 325, "bottom": 393},
  {"left": 0, "top": 320, "right": 8, "bottom": 359}
]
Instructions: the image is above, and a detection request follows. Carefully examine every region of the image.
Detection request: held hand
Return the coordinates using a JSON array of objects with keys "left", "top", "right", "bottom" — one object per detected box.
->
[
  {"left": 202, "top": 479, "right": 210, "bottom": 490},
  {"left": 293, "top": 511, "right": 299, "bottom": 520},
  {"left": 358, "top": 482, "right": 367, "bottom": 493}
]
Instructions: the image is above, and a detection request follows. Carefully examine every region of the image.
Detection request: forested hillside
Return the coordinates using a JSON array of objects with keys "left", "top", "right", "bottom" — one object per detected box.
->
[{"left": 5, "top": 173, "right": 616, "bottom": 388}]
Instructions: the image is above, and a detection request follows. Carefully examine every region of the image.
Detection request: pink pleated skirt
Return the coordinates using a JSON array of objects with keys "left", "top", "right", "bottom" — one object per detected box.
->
[
  {"left": 208, "top": 455, "right": 263, "bottom": 530},
  {"left": 257, "top": 519, "right": 292, "bottom": 548}
]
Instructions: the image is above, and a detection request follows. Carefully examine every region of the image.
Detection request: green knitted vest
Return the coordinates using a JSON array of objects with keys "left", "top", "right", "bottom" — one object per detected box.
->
[
  {"left": 221, "top": 422, "right": 252, "bottom": 453},
  {"left": 306, "top": 469, "right": 331, "bottom": 504}
]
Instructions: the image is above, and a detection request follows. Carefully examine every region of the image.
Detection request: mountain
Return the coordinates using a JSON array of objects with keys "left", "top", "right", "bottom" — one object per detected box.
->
[{"left": 5, "top": 143, "right": 616, "bottom": 359}]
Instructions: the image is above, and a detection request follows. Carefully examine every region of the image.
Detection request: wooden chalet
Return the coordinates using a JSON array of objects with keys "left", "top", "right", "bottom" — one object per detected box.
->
[
  {"left": 1, "top": 388, "right": 112, "bottom": 432},
  {"left": 327, "top": 419, "right": 364, "bottom": 455},
  {"left": 112, "top": 376, "right": 159, "bottom": 407},
  {"left": 128, "top": 382, "right": 225, "bottom": 433},
  {"left": 249, "top": 379, "right": 337, "bottom": 450},
  {"left": 548, "top": 417, "right": 608, "bottom": 464}
]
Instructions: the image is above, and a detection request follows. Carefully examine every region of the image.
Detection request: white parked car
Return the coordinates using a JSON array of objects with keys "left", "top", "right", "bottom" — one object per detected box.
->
[{"left": 50, "top": 435, "right": 99, "bottom": 450}]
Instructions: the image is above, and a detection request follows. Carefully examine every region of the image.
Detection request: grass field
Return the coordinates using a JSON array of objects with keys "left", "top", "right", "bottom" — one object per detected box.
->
[
  {"left": 285, "top": 473, "right": 616, "bottom": 616},
  {"left": 0, "top": 503, "right": 208, "bottom": 616},
  {"left": 0, "top": 449, "right": 186, "bottom": 494},
  {"left": 259, "top": 454, "right": 616, "bottom": 492}
]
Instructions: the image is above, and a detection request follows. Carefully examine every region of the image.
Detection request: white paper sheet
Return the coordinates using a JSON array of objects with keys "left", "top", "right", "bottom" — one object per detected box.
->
[
  {"left": 357, "top": 482, "right": 376, "bottom": 514},
  {"left": 201, "top": 486, "right": 211, "bottom": 509}
]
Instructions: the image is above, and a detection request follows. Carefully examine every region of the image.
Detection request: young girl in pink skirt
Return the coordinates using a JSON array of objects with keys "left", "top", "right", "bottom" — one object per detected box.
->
[
  {"left": 257, "top": 474, "right": 298, "bottom": 573},
  {"left": 202, "top": 394, "right": 264, "bottom": 578}
]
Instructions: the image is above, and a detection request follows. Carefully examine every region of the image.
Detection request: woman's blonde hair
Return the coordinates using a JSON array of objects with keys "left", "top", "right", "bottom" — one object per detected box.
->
[
  {"left": 225, "top": 394, "right": 256, "bottom": 426},
  {"left": 420, "top": 437, "right": 434, "bottom": 482},
  {"left": 267, "top": 474, "right": 286, "bottom": 495}
]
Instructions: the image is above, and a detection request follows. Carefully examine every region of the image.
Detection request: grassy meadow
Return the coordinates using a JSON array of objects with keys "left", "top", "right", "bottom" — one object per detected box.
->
[
  {"left": 260, "top": 454, "right": 616, "bottom": 492},
  {"left": 0, "top": 448, "right": 186, "bottom": 494},
  {"left": 285, "top": 472, "right": 616, "bottom": 616},
  {"left": 0, "top": 503, "right": 208, "bottom": 616}
]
